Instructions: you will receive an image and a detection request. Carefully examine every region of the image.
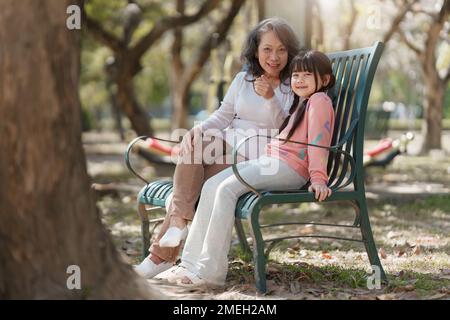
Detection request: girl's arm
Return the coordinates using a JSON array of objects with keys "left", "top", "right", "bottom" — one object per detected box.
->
[{"left": 306, "top": 93, "right": 335, "bottom": 200}]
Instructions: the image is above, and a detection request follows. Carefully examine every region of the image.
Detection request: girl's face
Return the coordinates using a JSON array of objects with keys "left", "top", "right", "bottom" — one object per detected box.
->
[
  {"left": 291, "top": 71, "right": 330, "bottom": 98},
  {"left": 257, "top": 31, "right": 288, "bottom": 78}
]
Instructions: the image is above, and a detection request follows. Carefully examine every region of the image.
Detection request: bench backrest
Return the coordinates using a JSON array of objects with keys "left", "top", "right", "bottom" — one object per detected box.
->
[{"left": 325, "top": 42, "right": 384, "bottom": 189}]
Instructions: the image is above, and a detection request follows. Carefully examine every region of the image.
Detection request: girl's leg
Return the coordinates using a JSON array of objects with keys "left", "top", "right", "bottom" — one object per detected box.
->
[
  {"left": 195, "top": 156, "right": 307, "bottom": 285},
  {"left": 180, "top": 161, "right": 253, "bottom": 273}
]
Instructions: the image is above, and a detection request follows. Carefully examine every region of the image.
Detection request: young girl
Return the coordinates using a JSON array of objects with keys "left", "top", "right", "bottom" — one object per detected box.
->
[{"left": 156, "top": 50, "right": 336, "bottom": 287}]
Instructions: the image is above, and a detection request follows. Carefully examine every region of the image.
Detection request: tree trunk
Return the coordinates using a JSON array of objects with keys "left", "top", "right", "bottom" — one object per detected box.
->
[
  {"left": 172, "top": 84, "right": 190, "bottom": 130},
  {"left": 0, "top": 0, "right": 159, "bottom": 299},
  {"left": 421, "top": 72, "right": 445, "bottom": 152},
  {"left": 116, "top": 73, "right": 154, "bottom": 136}
]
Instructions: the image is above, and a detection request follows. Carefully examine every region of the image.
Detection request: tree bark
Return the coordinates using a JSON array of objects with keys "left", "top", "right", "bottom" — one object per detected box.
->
[
  {"left": 421, "top": 67, "right": 445, "bottom": 152},
  {"left": 116, "top": 71, "right": 154, "bottom": 136},
  {"left": 0, "top": 0, "right": 160, "bottom": 299}
]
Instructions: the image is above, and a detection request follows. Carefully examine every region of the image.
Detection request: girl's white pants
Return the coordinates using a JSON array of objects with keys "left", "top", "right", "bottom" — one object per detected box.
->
[{"left": 180, "top": 155, "right": 307, "bottom": 285}]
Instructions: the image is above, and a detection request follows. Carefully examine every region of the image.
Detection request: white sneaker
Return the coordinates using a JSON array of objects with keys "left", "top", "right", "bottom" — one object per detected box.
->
[
  {"left": 155, "top": 265, "right": 190, "bottom": 283},
  {"left": 133, "top": 258, "right": 173, "bottom": 279},
  {"left": 158, "top": 226, "right": 188, "bottom": 248}
]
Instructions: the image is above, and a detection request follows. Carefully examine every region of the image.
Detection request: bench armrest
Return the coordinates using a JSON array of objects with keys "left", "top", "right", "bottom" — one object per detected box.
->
[
  {"left": 124, "top": 136, "right": 180, "bottom": 185},
  {"left": 231, "top": 135, "right": 356, "bottom": 197}
]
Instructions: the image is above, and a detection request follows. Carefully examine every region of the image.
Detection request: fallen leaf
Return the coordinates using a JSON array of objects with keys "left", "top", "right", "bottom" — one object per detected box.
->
[
  {"left": 321, "top": 252, "right": 333, "bottom": 260},
  {"left": 404, "top": 284, "right": 415, "bottom": 292},
  {"left": 330, "top": 241, "right": 342, "bottom": 249},
  {"left": 289, "top": 281, "right": 301, "bottom": 293},
  {"left": 413, "top": 245, "right": 422, "bottom": 255},
  {"left": 376, "top": 293, "right": 396, "bottom": 300},
  {"left": 393, "top": 285, "right": 412, "bottom": 293},
  {"left": 351, "top": 295, "right": 377, "bottom": 300},
  {"left": 387, "top": 231, "right": 402, "bottom": 239},
  {"left": 439, "top": 287, "right": 449, "bottom": 294},
  {"left": 306, "top": 288, "right": 324, "bottom": 297},
  {"left": 396, "top": 248, "right": 406, "bottom": 257},
  {"left": 398, "top": 291, "right": 419, "bottom": 300},
  {"left": 125, "top": 248, "right": 140, "bottom": 256},
  {"left": 379, "top": 248, "right": 387, "bottom": 259},
  {"left": 428, "top": 293, "right": 447, "bottom": 300},
  {"left": 441, "top": 269, "right": 450, "bottom": 275},
  {"left": 300, "top": 224, "right": 315, "bottom": 234},
  {"left": 396, "top": 270, "right": 405, "bottom": 278}
]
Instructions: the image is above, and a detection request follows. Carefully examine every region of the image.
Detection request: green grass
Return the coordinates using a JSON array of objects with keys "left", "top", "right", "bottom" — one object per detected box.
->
[
  {"left": 387, "top": 271, "right": 450, "bottom": 298},
  {"left": 399, "top": 195, "right": 450, "bottom": 214},
  {"left": 275, "top": 263, "right": 369, "bottom": 289}
]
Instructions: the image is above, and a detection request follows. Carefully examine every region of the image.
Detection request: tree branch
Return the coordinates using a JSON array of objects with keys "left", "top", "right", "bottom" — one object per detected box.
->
[
  {"left": 411, "top": 8, "right": 438, "bottom": 17},
  {"left": 83, "top": 11, "right": 123, "bottom": 52},
  {"left": 382, "top": 0, "right": 413, "bottom": 44},
  {"left": 397, "top": 28, "right": 423, "bottom": 56},
  {"left": 423, "top": 0, "right": 450, "bottom": 73},
  {"left": 130, "top": 0, "right": 221, "bottom": 62},
  {"left": 184, "top": 0, "right": 246, "bottom": 86},
  {"left": 171, "top": 0, "right": 185, "bottom": 73}
]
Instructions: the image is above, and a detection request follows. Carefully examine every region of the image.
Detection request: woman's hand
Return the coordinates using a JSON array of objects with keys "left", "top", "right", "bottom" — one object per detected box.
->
[
  {"left": 308, "top": 183, "right": 332, "bottom": 202},
  {"left": 180, "top": 126, "right": 202, "bottom": 156},
  {"left": 254, "top": 75, "right": 275, "bottom": 99}
]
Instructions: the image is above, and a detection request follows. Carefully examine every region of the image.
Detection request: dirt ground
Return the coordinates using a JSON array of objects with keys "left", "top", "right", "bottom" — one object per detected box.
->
[{"left": 84, "top": 130, "right": 450, "bottom": 300}]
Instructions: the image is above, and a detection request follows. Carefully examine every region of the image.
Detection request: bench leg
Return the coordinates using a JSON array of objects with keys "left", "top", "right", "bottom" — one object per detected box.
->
[
  {"left": 348, "top": 200, "right": 361, "bottom": 226},
  {"left": 235, "top": 218, "right": 251, "bottom": 256},
  {"left": 247, "top": 205, "right": 267, "bottom": 294},
  {"left": 138, "top": 203, "right": 151, "bottom": 260},
  {"left": 358, "top": 198, "right": 388, "bottom": 283}
]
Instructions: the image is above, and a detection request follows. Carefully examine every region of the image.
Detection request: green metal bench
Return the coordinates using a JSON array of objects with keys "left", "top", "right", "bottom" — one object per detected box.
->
[{"left": 125, "top": 41, "right": 387, "bottom": 294}]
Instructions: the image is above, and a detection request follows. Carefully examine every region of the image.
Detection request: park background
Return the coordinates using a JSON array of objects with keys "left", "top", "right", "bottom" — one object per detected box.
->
[{"left": 0, "top": 0, "right": 449, "bottom": 299}]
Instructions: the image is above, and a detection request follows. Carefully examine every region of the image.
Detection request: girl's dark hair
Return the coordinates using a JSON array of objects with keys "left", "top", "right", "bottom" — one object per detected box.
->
[
  {"left": 241, "top": 17, "right": 300, "bottom": 85},
  {"left": 279, "top": 50, "right": 336, "bottom": 142}
]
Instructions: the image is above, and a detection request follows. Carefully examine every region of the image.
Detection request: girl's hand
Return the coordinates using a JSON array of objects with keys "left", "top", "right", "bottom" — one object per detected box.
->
[
  {"left": 254, "top": 75, "right": 275, "bottom": 99},
  {"left": 180, "top": 126, "right": 202, "bottom": 156},
  {"left": 308, "top": 183, "right": 332, "bottom": 202}
]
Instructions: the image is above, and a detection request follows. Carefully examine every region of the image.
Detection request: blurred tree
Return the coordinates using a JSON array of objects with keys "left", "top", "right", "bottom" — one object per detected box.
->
[
  {"left": 316, "top": 0, "right": 448, "bottom": 152},
  {"left": 84, "top": 0, "right": 222, "bottom": 136},
  {"left": 0, "top": 0, "right": 159, "bottom": 298},
  {"left": 383, "top": 0, "right": 449, "bottom": 152},
  {"left": 170, "top": 0, "right": 246, "bottom": 129},
  {"left": 342, "top": 0, "right": 357, "bottom": 50}
]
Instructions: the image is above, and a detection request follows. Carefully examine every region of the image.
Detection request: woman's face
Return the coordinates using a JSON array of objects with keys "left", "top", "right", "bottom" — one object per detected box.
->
[{"left": 257, "top": 31, "right": 288, "bottom": 78}]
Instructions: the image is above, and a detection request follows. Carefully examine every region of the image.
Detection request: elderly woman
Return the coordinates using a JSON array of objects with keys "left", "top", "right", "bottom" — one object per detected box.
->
[{"left": 135, "top": 17, "right": 300, "bottom": 278}]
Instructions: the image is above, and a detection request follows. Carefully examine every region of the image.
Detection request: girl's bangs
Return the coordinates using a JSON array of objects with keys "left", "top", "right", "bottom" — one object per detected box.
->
[{"left": 292, "top": 55, "right": 315, "bottom": 73}]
